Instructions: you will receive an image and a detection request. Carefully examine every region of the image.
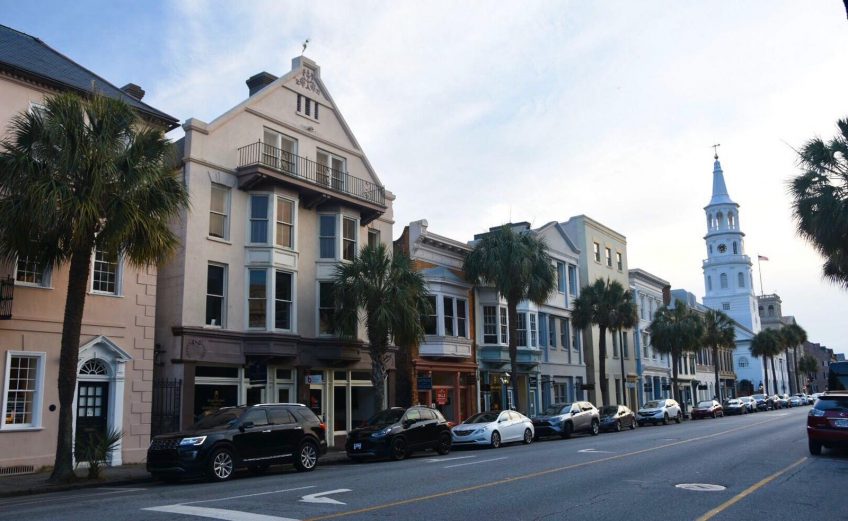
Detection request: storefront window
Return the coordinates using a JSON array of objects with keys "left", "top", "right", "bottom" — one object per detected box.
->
[{"left": 334, "top": 386, "right": 347, "bottom": 432}]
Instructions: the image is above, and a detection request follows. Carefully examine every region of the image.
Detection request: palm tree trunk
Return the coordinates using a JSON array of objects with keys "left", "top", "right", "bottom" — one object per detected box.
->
[
  {"left": 506, "top": 299, "right": 521, "bottom": 412},
  {"left": 762, "top": 358, "right": 770, "bottom": 395},
  {"left": 49, "top": 246, "right": 93, "bottom": 483},
  {"left": 395, "top": 340, "right": 417, "bottom": 407},
  {"left": 370, "top": 344, "right": 388, "bottom": 413},
  {"left": 713, "top": 345, "right": 721, "bottom": 402},
  {"left": 770, "top": 356, "right": 779, "bottom": 395},
  {"left": 598, "top": 326, "right": 609, "bottom": 407}
]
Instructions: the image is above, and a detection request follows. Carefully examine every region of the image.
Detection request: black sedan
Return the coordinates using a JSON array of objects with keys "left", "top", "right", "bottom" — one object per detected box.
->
[
  {"left": 346, "top": 406, "right": 452, "bottom": 461},
  {"left": 598, "top": 405, "right": 637, "bottom": 432}
]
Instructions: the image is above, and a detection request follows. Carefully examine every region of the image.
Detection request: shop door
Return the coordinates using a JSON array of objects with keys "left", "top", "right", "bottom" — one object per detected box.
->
[
  {"left": 277, "top": 386, "right": 293, "bottom": 404},
  {"left": 309, "top": 387, "right": 324, "bottom": 422},
  {"left": 76, "top": 382, "right": 109, "bottom": 450}
]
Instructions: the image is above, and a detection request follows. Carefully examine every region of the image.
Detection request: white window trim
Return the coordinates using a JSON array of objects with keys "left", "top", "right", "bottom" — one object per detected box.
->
[
  {"left": 434, "top": 295, "right": 468, "bottom": 339},
  {"left": 209, "top": 182, "right": 232, "bottom": 241},
  {"left": 318, "top": 213, "right": 339, "bottom": 260},
  {"left": 247, "top": 192, "right": 273, "bottom": 246},
  {"left": 341, "top": 216, "right": 359, "bottom": 262},
  {"left": 205, "top": 263, "right": 227, "bottom": 328},
  {"left": 316, "top": 280, "right": 336, "bottom": 337},
  {"left": 316, "top": 149, "right": 347, "bottom": 191},
  {"left": 273, "top": 269, "right": 297, "bottom": 333},
  {"left": 89, "top": 250, "right": 123, "bottom": 297},
  {"left": 1, "top": 351, "right": 46, "bottom": 431},
  {"left": 246, "top": 267, "right": 270, "bottom": 330},
  {"left": 274, "top": 195, "right": 298, "bottom": 251},
  {"left": 13, "top": 256, "right": 53, "bottom": 289}
]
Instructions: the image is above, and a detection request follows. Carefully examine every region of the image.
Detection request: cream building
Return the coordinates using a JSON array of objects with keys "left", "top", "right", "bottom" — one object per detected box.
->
[
  {"left": 562, "top": 215, "right": 637, "bottom": 408},
  {"left": 0, "top": 24, "right": 178, "bottom": 471},
  {"left": 154, "top": 56, "right": 394, "bottom": 448}
]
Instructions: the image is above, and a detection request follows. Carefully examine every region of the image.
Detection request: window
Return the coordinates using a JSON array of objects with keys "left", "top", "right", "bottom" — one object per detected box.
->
[
  {"left": 605, "top": 248, "right": 612, "bottom": 267},
  {"left": 560, "top": 320, "right": 569, "bottom": 350},
  {"left": 640, "top": 295, "right": 646, "bottom": 319},
  {"left": 548, "top": 316, "right": 557, "bottom": 348},
  {"left": 720, "top": 273, "right": 728, "bottom": 289},
  {"left": 613, "top": 333, "right": 619, "bottom": 357},
  {"left": 274, "top": 271, "right": 293, "bottom": 330},
  {"left": 248, "top": 269, "right": 267, "bottom": 328},
  {"left": 92, "top": 249, "right": 120, "bottom": 294},
  {"left": 529, "top": 314, "right": 538, "bottom": 347},
  {"left": 483, "top": 306, "right": 497, "bottom": 343},
  {"left": 732, "top": 241, "right": 738, "bottom": 254},
  {"left": 567, "top": 265, "right": 578, "bottom": 296},
  {"left": 517, "top": 313, "right": 527, "bottom": 347},
  {"left": 500, "top": 308, "right": 508, "bottom": 344},
  {"left": 268, "top": 407, "right": 295, "bottom": 425},
  {"left": 15, "top": 256, "right": 49, "bottom": 287},
  {"left": 368, "top": 229, "right": 380, "bottom": 249},
  {"left": 209, "top": 183, "right": 230, "bottom": 239},
  {"left": 456, "top": 299, "right": 467, "bottom": 338},
  {"left": 319, "top": 215, "right": 337, "bottom": 259},
  {"left": 443, "top": 296, "right": 454, "bottom": 336},
  {"left": 2, "top": 352, "right": 45, "bottom": 429},
  {"left": 738, "top": 357, "right": 749, "bottom": 368},
  {"left": 250, "top": 195, "right": 269, "bottom": 244},
  {"left": 767, "top": 305, "right": 774, "bottom": 317},
  {"left": 342, "top": 217, "right": 357, "bottom": 261},
  {"left": 440, "top": 297, "right": 467, "bottom": 337},
  {"left": 722, "top": 302, "right": 730, "bottom": 311},
  {"left": 263, "top": 128, "right": 297, "bottom": 173},
  {"left": 318, "top": 282, "right": 335, "bottom": 335},
  {"left": 707, "top": 275, "right": 713, "bottom": 291},
  {"left": 242, "top": 408, "right": 269, "bottom": 427},
  {"left": 275, "top": 197, "right": 295, "bottom": 248},
  {"left": 423, "top": 296, "right": 438, "bottom": 335},
  {"left": 553, "top": 383, "right": 567, "bottom": 403},
  {"left": 297, "top": 94, "right": 319, "bottom": 120},
  {"left": 316, "top": 150, "right": 345, "bottom": 189},
  {"left": 206, "top": 264, "right": 226, "bottom": 327},
  {"left": 622, "top": 332, "right": 629, "bottom": 358},
  {"left": 593, "top": 242, "right": 601, "bottom": 262},
  {"left": 556, "top": 262, "right": 566, "bottom": 293},
  {"left": 616, "top": 252, "right": 623, "bottom": 271},
  {"left": 737, "top": 272, "right": 744, "bottom": 288},
  {"left": 571, "top": 320, "right": 580, "bottom": 351}
]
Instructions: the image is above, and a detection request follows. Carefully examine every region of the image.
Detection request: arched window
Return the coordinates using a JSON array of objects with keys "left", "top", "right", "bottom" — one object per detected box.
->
[
  {"left": 739, "top": 357, "right": 749, "bottom": 368},
  {"left": 758, "top": 305, "right": 764, "bottom": 316},
  {"left": 738, "top": 272, "right": 744, "bottom": 288},
  {"left": 720, "top": 273, "right": 728, "bottom": 289},
  {"left": 767, "top": 305, "right": 774, "bottom": 317},
  {"left": 79, "top": 358, "right": 107, "bottom": 376},
  {"left": 709, "top": 244, "right": 713, "bottom": 255},
  {"left": 728, "top": 213, "right": 736, "bottom": 229},
  {"left": 732, "top": 241, "right": 738, "bottom": 254},
  {"left": 706, "top": 213, "right": 712, "bottom": 228},
  {"left": 707, "top": 275, "right": 712, "bottom": 291}
]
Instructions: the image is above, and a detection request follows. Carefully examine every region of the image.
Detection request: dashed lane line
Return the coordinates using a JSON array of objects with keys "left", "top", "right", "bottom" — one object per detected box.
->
[{"left": 444, "top": 457, "right": 507, "bottom": 469}]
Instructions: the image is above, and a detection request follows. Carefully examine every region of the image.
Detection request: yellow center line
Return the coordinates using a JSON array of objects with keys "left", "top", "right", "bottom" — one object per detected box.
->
[
  {"left": 304, "top": 415, "right": 788, "bottom": 521},
  {"left": 695, "top": 457, "right": 807, "bottom": 521}
]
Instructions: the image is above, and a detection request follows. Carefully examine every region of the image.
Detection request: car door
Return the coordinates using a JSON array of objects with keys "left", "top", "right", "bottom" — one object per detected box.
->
[
  {"left": 581, "top": 403, "right": 596, "bottom": 431},
  {"left": 570, "top": 403, "right": 585, "bottom": 432},
  {"left": 401, "top": 408, "right": 426, "bottom": 449},
  {"left": 267, "top": 406, "right": 302, "bottom": 458},
  {"left": 419, "top": 409, "right": 440, "bottom": 448},
  {"left": 507, "top": 411, "right": 523, "bottom": 441},
  {"left": 233, "top": 408, "right": 273, "bottom": 461}
]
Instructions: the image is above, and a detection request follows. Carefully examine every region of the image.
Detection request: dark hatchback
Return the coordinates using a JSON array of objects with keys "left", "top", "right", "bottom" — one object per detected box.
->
[
  {"left": 599, "top": 405, "right": 637, "bottom": 432},
  {"left": 147, "top": 403, "right": 327, "bottom": 481},
  {"left": 345, "top": 406, "right": 452, "bottom": 461}
]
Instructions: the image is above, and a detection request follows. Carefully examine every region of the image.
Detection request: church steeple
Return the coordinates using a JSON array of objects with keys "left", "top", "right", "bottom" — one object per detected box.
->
[{"left": 708, "top": 154, "right": 735, "bottom": 206}]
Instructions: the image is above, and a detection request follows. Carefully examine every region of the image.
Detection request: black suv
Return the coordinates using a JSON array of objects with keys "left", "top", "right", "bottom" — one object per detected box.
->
[
  {"left": 346, "top": 406, "right": 452, "bottom": 461},
  {"left": 147, "top": 403, "right": 327, "bottom": 481}
]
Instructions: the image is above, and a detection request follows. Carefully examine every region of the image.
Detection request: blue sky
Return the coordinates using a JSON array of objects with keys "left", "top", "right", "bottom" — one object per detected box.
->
[{"left": 3, "top": 1, "right": 848, "bottom": 356}]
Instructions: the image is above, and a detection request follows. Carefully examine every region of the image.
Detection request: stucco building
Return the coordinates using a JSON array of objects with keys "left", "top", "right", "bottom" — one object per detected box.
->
[
  {"left": 629, "top": 269, "right": 672, "bottom": 405},
  {"left": 756, "top": 294, "right": 793, "bottom": 394},
  {"left": 0, "top": 24, "right": 178, "bottom": 471},
  {"left": 154, "top": 56, "right": 394, "bottom": 448}
]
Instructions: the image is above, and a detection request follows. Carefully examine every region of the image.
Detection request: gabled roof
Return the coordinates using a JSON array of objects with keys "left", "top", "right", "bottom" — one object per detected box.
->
[
  {"left": 0, "top": 24, "right": 178, "bottom": 129},
  {"left": 533, "top": 221, "right": 581, "bottom": 256}
]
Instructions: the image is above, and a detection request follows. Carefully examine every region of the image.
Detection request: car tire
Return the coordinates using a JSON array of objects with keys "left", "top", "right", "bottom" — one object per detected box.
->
[
  {"left": 662, "top": 413, "right": 669, "bottom": 425},
  {"left": 614, "top": 420, "right": 621, "bottom": 432},
  {"left": 590, "top": 420, "right": 600, "bottom": 436},
  {"left": 436, "top": 433, "right": 451, "bottom": 455},
  {"left": 675, "top": 412, "right": 682, "bottom": 424},
  {"left": 629, "top": 419, "right": 637, "bottom": 430},
  {"left": 523, "top": 428, "right": 533, "bottom": 444},
  {"left": 561, "top": 421, "right": 573, "bottom": 439},
  {"left": 390, "top": 437, "right": 407, "bottom": 461},
  {"left": 712, "top": 412, "right": 717, "bottom": 419},
  {"left": 808, "top": 439, "right": 822, "bottom": 456},
  {"left": 491, "top": 431, "right": 501, "bottom": 449},
  {"left": 207, "top": 446, "right": 235, "bottom": 482},
  {"left": 294, "top": 440, "right": 318, "bottom": 472}
]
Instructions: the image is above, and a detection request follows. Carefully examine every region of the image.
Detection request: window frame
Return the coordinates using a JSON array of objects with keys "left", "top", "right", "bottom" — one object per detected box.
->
[
  {"left": 517, "top": 313, "right": 528, "bottom": 347},
  {"left": 567, "top": 264, "right": 578, "bottom": 296},
  {"left": 616, "top": 251, "right": 623, "bottom": 271},
  {"left": 593, "top": 242, "right": 601, "bottom": 263},
  {"left": 482, "top": 305, "right": 498, "bottom": 344},
  {"left": 1, "top": 351, "right": 46, "bottom": 431},
  {"left": 249, "top": 193, "right": 271, "bottom": 245},
  {"left": 209, "top": 183, "right": 231, "bottom": 240},
  {"left": 317, "top": 281, "right": 335, "bottom": 336},
  {"left": 275, "top": 196, "right": 297, "bottom": 250},
  {"left": 605, "top": 247, "right": 612, "bottom": 267},
  {"left": 247, "top": 268, "right": 268, "bottom": 329},
  {"left": 316, "top": 149, "right": 346, "bottom": 191},
  {"left": 342, "top": 216, "right": 358, "bottom": 262},
  {"left": 14, "top": 256, "right": 51, "bottom": 288},
  {"left": 90, "top": 248, "right": 122, "bottom": 296},
  {"left": 205, "top": 263, "right": 227, "bottom": 328},
  {"left": 499, "top": 308, "right": 508, "bottom": 344},
  {"left": 318, "top": 214, "right": 338, "bottom": 259},
  {"left": 556, "top": 262, "right": 566, "bottom": 293},
  {"left": 423, "top": 295, "right": 438, "bottom": 336},
  {"left": 274, "top": 270, "right": 295, "bottom": 332},
  {"left": 367, "top": 229, "right": 381, "bottom": 249}
]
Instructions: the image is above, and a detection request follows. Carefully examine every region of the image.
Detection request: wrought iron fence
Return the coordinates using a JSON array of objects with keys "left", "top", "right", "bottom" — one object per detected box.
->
[
  {"left": 151, "top": 378, "right": 182, "bottom": 436},
  {"left": 0, "top": 277, "right": 13, "bottom": 319}
]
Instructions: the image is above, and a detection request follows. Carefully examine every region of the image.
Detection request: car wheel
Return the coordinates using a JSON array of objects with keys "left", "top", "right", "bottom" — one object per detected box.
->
[
  {"left": 561, "top": 421, "right": 573, "bottom": 439},
  {"left": 675, "top": 412, "right": 682, "bottom": 424},
  {"left": 207, "top": 447, "right": 235, "bottom": 482},
  {"left": 590, "top": 420, "right": 600, "bottom": 436},
  {"left": 294, "top": 441, "right": 318, "bottom": 472},
  {"left": 712, "top": 412, "right": 717, "bottom": 419},
  {"left": 390, "top": 437, "right": 407, "bottom": 461},
  {"left": 629, "top": 418, "right": 637, "bottom": 430},
  {"left": 614, "top": 420, "right": 621, "bottom": 432},
  {"left": 436, "top": 433, "right": 451, "bottom": 455},
  {"left": 523, "top": 429, "right": 533, "bottom": 444},
  {"left": 662, "top": 413, "right": 669, "bottom": 425},
  {"left": 491, "top": 431, "right": 501, "bottom": 449},
  {"left": 808, "top": 439, "right": 822, "bottom": 456}
]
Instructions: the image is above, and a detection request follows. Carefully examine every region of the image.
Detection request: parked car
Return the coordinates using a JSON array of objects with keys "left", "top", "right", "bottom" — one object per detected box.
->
[
  {"left": 738, "top": 396, "right": 757, "bottom": 413},
  {"left": 532, "top": 401, "right": 600, "bottom": 438},
  {"left": 774, "top": 394, "right": 790, "bottom": 409},
  {"left": 692, "top": 400, "right": 724, "bottom": 419},
  {"left": 723, "top": 399, "right": 748, "bottom": 415},
  {"left": 751, "top": 394, "right": 773, "bottom": 411},
  {"left": 598, "top": 405, "right": 637, "bottom": 432},
  {"left": 807, "top": 391, "right": 848, "bottom": 455},
  {"left": 789, "top": 395, "right": 805, "bottom": 407},
  {"left": 636, "top": 399, "right": 682, "bottom": 426},
  {"left": 346, "top": 406, "right": 452, "bottom": 461},
  {"left": 451, "top": 410, "right": 534, "bottom": 448},
  {"left": 147, "top": 403, "right": 327, "bottom": 482},
  {"left": 811, "top": 392, "right": 824, "bottom": 402}
]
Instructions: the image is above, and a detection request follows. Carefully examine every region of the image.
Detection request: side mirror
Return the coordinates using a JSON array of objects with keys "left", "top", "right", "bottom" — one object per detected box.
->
[
  {"left": 403, "top": 419, "right": 415, "bottom": 429},
  {"left": 239, "top": 421, "right": 255, "bottom": 432},
  {"left": 498, "top": 418, "right": 506, "bottom": 423}
]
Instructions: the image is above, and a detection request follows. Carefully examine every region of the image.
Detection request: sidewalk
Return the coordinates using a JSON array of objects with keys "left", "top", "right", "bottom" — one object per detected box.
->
[{"left": 0, "top": 449, "right": 350, "bottom": 498}]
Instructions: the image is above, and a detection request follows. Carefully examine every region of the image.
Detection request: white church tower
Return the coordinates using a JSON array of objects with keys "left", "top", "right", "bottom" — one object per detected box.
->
[{"left": 701, "top": 152, "right": 763, "bottom": 393}]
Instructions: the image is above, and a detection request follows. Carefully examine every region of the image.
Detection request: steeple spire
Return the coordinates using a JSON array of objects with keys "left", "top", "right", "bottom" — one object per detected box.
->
[{"left": 708, "top": 152, "right": 734, "bottom": 206}]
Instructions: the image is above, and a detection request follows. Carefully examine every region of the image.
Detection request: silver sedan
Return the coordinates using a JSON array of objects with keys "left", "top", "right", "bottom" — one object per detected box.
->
[{"left": 451, "top": 410, "right": 534, "bottom": 448}]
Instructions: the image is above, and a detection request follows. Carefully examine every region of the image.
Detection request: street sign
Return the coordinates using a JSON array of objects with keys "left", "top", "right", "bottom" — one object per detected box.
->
[
  {"left": 626, "top": 382, "right": 636, "bottom": 389},
  {"left": 417, "top": 376, "right": 432, "bottom": 390},
  {"left": 436, "top": 388, "right": 448, "bottom": 405},
  {"left": 305, "top": 374, "right": 323, "bottom": 385}
]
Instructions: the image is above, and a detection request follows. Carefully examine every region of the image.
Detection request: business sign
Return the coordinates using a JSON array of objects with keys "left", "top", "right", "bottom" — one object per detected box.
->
[
  {"left": 436, "top": 388, "right": 448, "bottom": 405},
  {"left": 417, "top": 376, "right": 432, "bottom": 390},
  {"left": 305, "top": 374, "right": 323, "bottom": 385}
]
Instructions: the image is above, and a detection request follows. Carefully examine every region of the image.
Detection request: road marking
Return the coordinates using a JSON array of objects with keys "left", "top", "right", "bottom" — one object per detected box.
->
[
  {"left": 303, "top": 415, "right": 790, "bottom": 521},
  {"left": 182, "top": 486, "right": 317, "bottom": 506},
  {"left": 144, "top": 504, "right": 299, "bottom": 521},
  {"left": 300, "top": 489, "right": 351, "bottom": 505},
  {"left": 694, "top": 457, "right": 807, "bottom": 521},
  {"left": 676, "top": 483, "right": 726, "bottom": 492},
  {"left": 578, "top": 448, "right": 613, "bottom": 454},
  {"left": 426, "top": 455, "right": 476, "bottom": 463},
  {"left": 444, "top": 457, "right": 507, "bottom": 469},
  {"left": 0, "top": 487, "right": 146, "bottom": 508}
]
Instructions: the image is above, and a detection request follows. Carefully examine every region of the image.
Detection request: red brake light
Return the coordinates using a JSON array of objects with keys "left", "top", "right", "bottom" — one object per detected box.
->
[
  {"left": 319, "top": 422, "right": 326, "bottom": 431},
  {"left": 447, "top": 421, "right": 456, "bottom": 428}
]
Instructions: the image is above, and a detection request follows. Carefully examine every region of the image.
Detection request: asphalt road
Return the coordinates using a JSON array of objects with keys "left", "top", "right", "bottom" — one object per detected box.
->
[{"left": 0, "top": 407, "right": 839, "bottom": 521}]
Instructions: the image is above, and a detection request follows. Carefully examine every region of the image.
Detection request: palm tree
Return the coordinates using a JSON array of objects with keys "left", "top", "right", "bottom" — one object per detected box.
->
[
  {"left": 0, "top": 93, "right": 188, "bottom": 483},
  {"left": 750, "top": 329, "right": 781, "bottom": 395},
  {"left": 779, "top": 323, "right": 807, "bottom": 394},
  {"left": 798, "top": 354, "right": 819, "bottom": 391},
  {"left": 701, "top": 309, "right": 736, "bottom": 402},
  {"left": 789, "top": 117, "right": 848, "bottom": 287},
  {"left": 332, "top": 243, "right": 430, "bottom": 412},
  {"left": 648, "top": 301, "right": 704, "bottom": 407},
  {"left": 572, "top": 278, "right": 638, "bottom": 407},
  {"left": 464, "top": 225, "right": 556, "bottom": 412}
]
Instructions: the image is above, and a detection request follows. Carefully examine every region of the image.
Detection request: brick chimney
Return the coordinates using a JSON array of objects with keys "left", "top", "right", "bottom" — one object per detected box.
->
[
  {"left": 246, "top": 72, "right": 278, "bottom": 96},
  {"left": 121, "top": 83, "right": 145, "bottom": 100}
]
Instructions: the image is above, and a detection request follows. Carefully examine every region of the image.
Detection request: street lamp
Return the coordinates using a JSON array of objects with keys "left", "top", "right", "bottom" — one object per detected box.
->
[{"left": 500, "top": 372, "right": 513, "bottom": 410}]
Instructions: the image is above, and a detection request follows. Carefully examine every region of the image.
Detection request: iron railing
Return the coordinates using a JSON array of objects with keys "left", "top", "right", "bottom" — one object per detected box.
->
[
  {"left": 237, "top": 141, "right": 386, "bottom": 206},
  {"left": 0, "top": 277, "right": 13, "bottom": 319},
  {"left": 151, "top": 378, "right": 182, "bottom": 436}
]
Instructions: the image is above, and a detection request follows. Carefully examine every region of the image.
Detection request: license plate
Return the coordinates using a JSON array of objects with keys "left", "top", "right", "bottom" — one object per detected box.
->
[
  {"left": 353, "top": 442, "right": 362, "bottom": 450},
  {"left": 835, "top": 419, "right": 848, "bottom": 428}
]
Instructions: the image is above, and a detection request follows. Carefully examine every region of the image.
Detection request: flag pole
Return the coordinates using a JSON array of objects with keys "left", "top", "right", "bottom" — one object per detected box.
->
[{"left": 757, "top": 255, "right": 764, "bottom": 296}]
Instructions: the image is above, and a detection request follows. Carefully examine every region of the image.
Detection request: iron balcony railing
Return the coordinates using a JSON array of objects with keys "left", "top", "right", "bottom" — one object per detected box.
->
[
  {"left": 0, "top": 276, "right": 13, "bottom": 319},
  {"left": 237, "top": 141, "right": 386, "bottom": 207}
]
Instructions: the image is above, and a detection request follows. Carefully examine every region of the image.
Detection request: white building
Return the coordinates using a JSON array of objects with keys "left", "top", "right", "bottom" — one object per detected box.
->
[{"left": 629, "top": 269, "right": 672, "bottom": 405}]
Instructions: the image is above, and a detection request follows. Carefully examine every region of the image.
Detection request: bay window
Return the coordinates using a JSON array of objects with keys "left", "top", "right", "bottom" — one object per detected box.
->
[
  {"left": 483, "top": 306, "right": 497, "bottom": 343},
  {"left": 248, "top": 269, "right": 267, "bottom": 328},
  {"left": 249, "top": 194, "right": 269, "bottom": 244},
  {"left": 274, "top": 271, "right": 293, "bottom": 330},
  {"left": 342, "top": 217, "right": 357, "bottom": 261},
  {"left": 275, "top": 197, "right": 295, "bottom": 248}
]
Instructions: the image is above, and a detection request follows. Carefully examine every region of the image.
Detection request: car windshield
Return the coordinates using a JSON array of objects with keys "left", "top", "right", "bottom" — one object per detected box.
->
[
  {"left": 697, "top": 401, "right": 714, "bottom": 408},
  {"left": 643, "top": 401, "right": 663, "bottom": 409},
  {"left": 600, "top": 406, "right": 619, "bottom": 415},
  {"left": 365, "top": 408, "right": 405, "bottom": 426},
  {"left": 191, "top": 408, "right": 243, "bottom": 429},
  {"left": 464, "top": 412, "right": 500, "bottom": 424},
  {"left": 543, "top": 403, "right": 571, "bottom": 415},
  {"left": 726, "top": 400, "right": 740, "bottom": 405}
]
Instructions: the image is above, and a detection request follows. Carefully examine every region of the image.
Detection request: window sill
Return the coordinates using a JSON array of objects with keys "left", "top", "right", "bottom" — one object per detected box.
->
[
  {"left": 207, "top": 236, "right": 232, "bottom": 245},
  {"left": 296, "top": 111, "right": 319, "bottom": 123},
  {"left": 0, "top": 426, "right": 43, "bottom": 432},
  {"left": 14, "top": 282, "right": 53, "bottom": 290},
  {"left": 89, "top": 291, "right": 123, "bottom": 298},
  {"left": 203, "top": 324, "right": 225, "bottom": 329}
]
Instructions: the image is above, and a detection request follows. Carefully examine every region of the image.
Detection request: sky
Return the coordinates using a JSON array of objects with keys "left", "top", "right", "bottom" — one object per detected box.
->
[{"left": 3, "top": 1, "right": 847, "bottom": 356}]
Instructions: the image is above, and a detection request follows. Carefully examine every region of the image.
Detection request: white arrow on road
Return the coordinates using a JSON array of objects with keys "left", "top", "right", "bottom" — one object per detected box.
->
[
  {"left": 578, "top": 448, "right": 613, "bottom": 454},
  {"left": 300, "top": 489, "right": 352, "bottom": 505}
]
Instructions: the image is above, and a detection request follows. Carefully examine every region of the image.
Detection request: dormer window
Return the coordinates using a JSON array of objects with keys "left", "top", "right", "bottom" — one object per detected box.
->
[{"left": 297, "top": 94, "right": 319, "bottom": 120}]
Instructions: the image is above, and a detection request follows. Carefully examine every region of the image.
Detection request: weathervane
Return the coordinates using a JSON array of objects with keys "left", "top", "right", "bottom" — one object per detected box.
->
[
  {"left": 712, "top": 143, "right": 721, "bottom": 159},
  {"left": 302, "top": 39, "right": 310, "bottom": 56}
]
